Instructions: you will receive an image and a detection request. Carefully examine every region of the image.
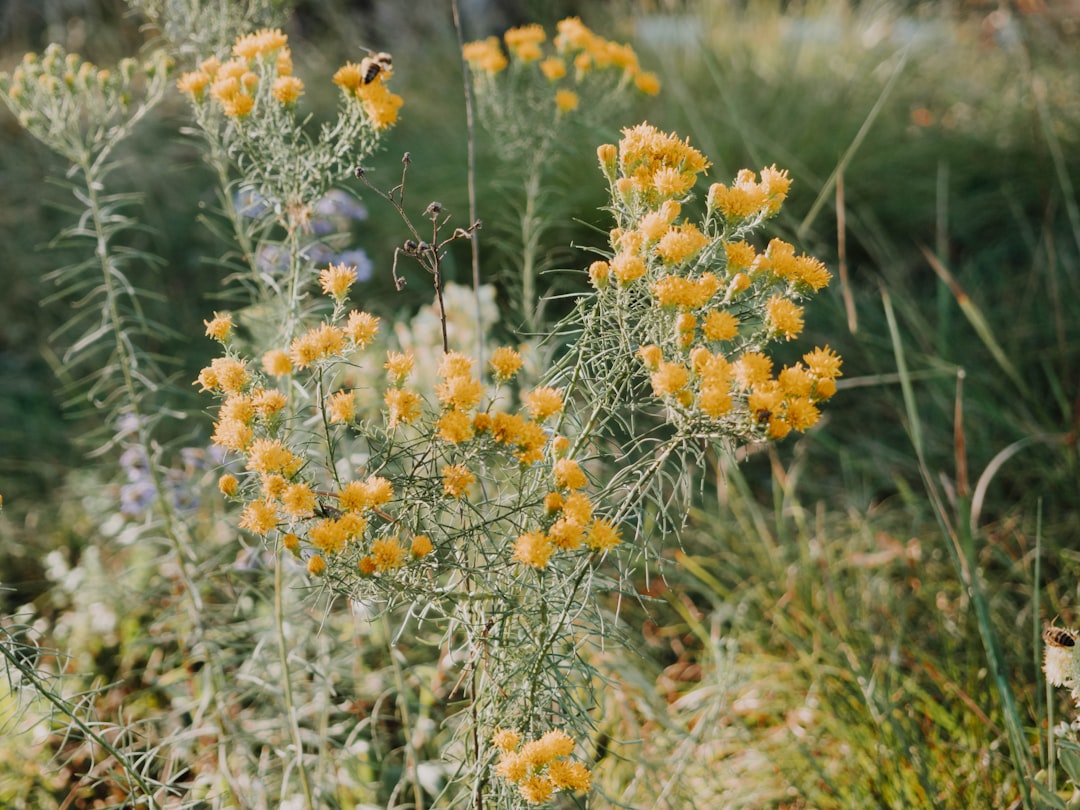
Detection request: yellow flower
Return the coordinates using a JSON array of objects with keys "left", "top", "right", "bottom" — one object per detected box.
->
[
  {"left": 370, "top": 537, "right": 406, "bottom": 571},
  {"left": 490, "top": 346, "right": 524, "bottom": 381},
  {"left": 320, "top": 262, "right": 356, "bottom": 297},
  {"left": 495, "top": 751, "right": 528, "bottom": 782},
  {"left": 778, "top": 364, "right": 813, "bottom": 397},
  {"left": 515, "top": 420, "right": 548, "bottom": 466},
  {"left": 203, "top": 312, "right": 234, "bottom": 342},
  {"left": 588, "top": 260, "right": 610, "bottom": 289},
  {"left": 553, "top": 458, "right": 587, "bottom": 490},
  {"left": 650, "top": 361, "right": 689, "bottom": 397},
  {"left": 540, "top": 56, "right": 566, "bottom": 80},
  {"left": 196, "top": 356, "right": 248, "bottom": 394},
  {"left": 638, "top": 344, "right": 662, "bottom": 370},
  {"left": 548, "top": 759, "right": 591, "bottom": 792},
  {"left": 702, "top": 309, "right": 739, "bottom": 342},
  {"left": 733, "top": 351, "right": 773, "bottom": 389},
  {"left": 272, "top": 75, "right": 304, "bottom": 104},
  {"left": 436, "top": 374, "right": 484, "bottom": 411},
  {"left": 490, "top": 411, "right": 524, "bottom": 444},
  {"left": 233, "top": 28, "right": 288, "bottom": 61},
  {"left": 463, "top": 37, "right": 508, "bottom": 73},
  {"left": 219, "top": 394, "right": 255, "bottom": 424},
  {"left": 283, "top": 532, "right": 300, "bottom": 552},
  {"left": 555, "top": 88, "right": 579, "bottom": 112},
  {"left": 439, "top": 351, "right": 474, "bottom": 379},
  {"left": 385, "top": 351, "right": 415, "bottom": 384},
  {"left": 211, "top": 418, "right": 253, "bottom": 451},
  {"left": 724, "top": 240, "right": 757, "bottom": 272},
  {"left": 218, "top": 473, "right": 238, "bottom": 496},
  {"left": 697, "top": 383, "right": 732, "bottom": 418},
  {"left": 760, "top": 164, "right": 792, "bottom": 213},
  {"left": 656, "top": 223, "right": 709, "bottom": 265},
  {"left": 383, "top": 387, "right": 421, "bottom": 427},
  {"left": 652, "top": 166, "right": 696, "bottom": 198},
  {"left": 512, "top": 531, "right": 553, "bottom": 568},
  {"left": 262, "top": 349, "right": 293, "bottom": 376},
  {"left": 411, "top": 535, "right": 434, "bottom": 557},
  {"left": 252, "top": 388, "right": 287, "bottom": 416},
  {"left": 221, "top": 92, "right": 255, "bottom": 118},
  {"left": 804, "top": 345, "right": 843, "bottom": 380},
  {"left": 337, "top": 480, "right": 369, "bottom": 512},
  {"left": 176, "top": 70, "right": 210, "bottom": 99},
  {"left": 708, "top": 169, "right": 769, "bottom": 220},
  {"left": 356, "top": 79, "right": 403, "bottom": 129},
  {"left": 306, "top": 555, "right": 327, "bottom": 575},
  {"left": 276, "top": 47, "right": 293, "bottom": 76},
  {"left": 281, "top": 482, "right": 316, "bottom": 519},
  {"left": 442, "top": 464, "right": 475, "bottom": 498},
  {"left": 293, "top": 323, "right": 346, "bottom": 368},
  {"left": 518, "top": 775, "right": 554, "bottom": 805},
  {"left": 561, "top": 492, "right": 594, "bottom": 524},
  {"left": 245, "top": 438, "right": 301, "bottom": 476},
  {"left": 585, "top": 519, "right": 621, "bottom": 553},
  {"left": 239, "top": 499, "right": 278, "bottom": 535},
  {"left": 326, "top": 389, "right": 356, "bottom": 424},
  {"left": 436, "top": 409, "right": 474, "bottom": 443},
  {"left": 634, "top": 70, "right": 661, "bottom": 95},
  {"left": 610, "top": 252, "right": 646, "bottom": 284},
  {"left": 785, "top": 396, "right": 821, "bottom": 432},
  {"left": 364, "top": 475, "right": 393, "bottom": 506},
  {"left": 310, "top": 519, "right": 348, "bottom": 554},
  {"left": 344, "top": 310, "right": 380, "bottom": 346},
  {"left": 766, "top": 295, "right": 804, "bottom": 340},
  {"left": 524, "top": 386, "right": 564, "bottom": 420},
  {"left": 333, "top": 61, "right": 364, "bottom": 93},
  {"left": 549, "top": 517, "right": 583, "bottom": 549},
  {"left": 493, "top": 728, "right": 521, "bottom": 754}
]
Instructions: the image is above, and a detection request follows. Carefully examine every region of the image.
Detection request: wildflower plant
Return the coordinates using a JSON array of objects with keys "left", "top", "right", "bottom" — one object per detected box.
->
[
  {"left": 2, "top": 7, "right": 843, "bottom": 809},
  {"left": 564, "top": 123, "right": 841, "bottom": 450},
  {"left": 463, "top": 18, "right": 661, "bottom": 331}
]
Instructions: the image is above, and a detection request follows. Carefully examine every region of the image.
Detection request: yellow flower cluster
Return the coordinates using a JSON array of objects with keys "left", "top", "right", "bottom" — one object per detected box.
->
[
  {"left": 591, "top": 123, "right": 842, "bottom": 440},
  {"left": 493, "top": 728, "right": 592, "bottom": 805},
  {"left": 463, "top": 17, "right": 660, "bottom": 116},
  {"left": 332, "top": 56, "right": 403, "bottom": 130},
  {"left": 176, "top": 30, "right": 401, "bottom": 129},
  {"left": 512, "top": 457, "right": 622, "bottom": 569},
  {"left": 176, "top": 28, "right": 300, "bottom": 118}
]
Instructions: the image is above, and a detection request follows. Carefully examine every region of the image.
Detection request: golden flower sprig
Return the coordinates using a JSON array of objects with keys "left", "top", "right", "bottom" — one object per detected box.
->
[
  {"left": 580, "top": 122, "right": 842, "bottom": 442},
  {"left": 492, "top": 728, "right": 592, "bottom": 805},
  {"left": 462, "top": 17, "right": 660, "bottom": 161},
  {"left": 176, "top": 29, "right": 401, "bottom": 223},
  {"left": 0, "top": 44, "right": 172, "bottom": 164}
]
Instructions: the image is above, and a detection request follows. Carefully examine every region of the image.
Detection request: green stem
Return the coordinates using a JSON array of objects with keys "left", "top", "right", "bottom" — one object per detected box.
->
[{"left": 275, "top": 543, "right": 316, "bottom": 809}]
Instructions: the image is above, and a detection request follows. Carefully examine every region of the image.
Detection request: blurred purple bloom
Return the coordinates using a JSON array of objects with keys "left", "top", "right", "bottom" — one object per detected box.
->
[
  {"left": 316, "top": 189, "right": 368, "bottom": 221},
  {"left": 235, "top": 187, "right": 271, "bottom": 218},
  {"left": 330, "top": 249, "right": 374, "bottom": 282}
]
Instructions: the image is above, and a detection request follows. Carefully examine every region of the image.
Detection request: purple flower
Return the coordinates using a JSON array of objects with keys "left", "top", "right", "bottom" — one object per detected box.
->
[{"left": 330, "top": 249, "right": 374, "bottom": 282}]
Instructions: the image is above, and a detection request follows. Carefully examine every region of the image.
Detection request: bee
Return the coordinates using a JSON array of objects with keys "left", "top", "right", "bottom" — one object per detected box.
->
[
  {"left": 360, "top": 51, "right": 392, "bottom": 84},
  {"left": 1044, "top": 625, "right": 1078, "bottom": 649}
]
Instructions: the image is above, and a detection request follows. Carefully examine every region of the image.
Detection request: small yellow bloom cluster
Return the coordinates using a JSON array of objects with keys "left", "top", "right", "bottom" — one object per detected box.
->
[
  {"left": 463, "top": 17, "right": 660, "bottom": 118},
  {"left": 176, "top": 30, "right": 401, "bottom": 130},
  {"left": 493, "top": 728, "right": 592, "bottom": 805},
  {"left": 512, "top": 457, "right": 622, "bottom": 569},
  {"left": 590, "top": 123, "right": 842, "bottom": 441},
  {"left": 332, "top": 55, "right": 403, "bottom": 130},
  {"left": 176, "top": 28, "right": 300, "bottom": 117}
]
